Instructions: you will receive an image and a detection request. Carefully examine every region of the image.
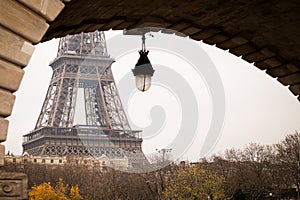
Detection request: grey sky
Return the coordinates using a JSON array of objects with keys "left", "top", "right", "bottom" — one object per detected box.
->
[{"left": 4, "top": 30, "right": 300, "bottom": 161}]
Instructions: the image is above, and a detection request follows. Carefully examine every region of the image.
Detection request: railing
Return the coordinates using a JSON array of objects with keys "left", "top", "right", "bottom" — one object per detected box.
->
[{"left": 23, "top": 126, "right": 142, "bottom": 143}]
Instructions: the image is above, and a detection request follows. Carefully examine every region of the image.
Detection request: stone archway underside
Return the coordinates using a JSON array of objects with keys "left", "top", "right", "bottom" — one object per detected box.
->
[
  {"left": 43, "top": 0, "right": 300, "bottom": 101},
  {"left": 0, "top": 0, "right": 300, "bottom": 187}
]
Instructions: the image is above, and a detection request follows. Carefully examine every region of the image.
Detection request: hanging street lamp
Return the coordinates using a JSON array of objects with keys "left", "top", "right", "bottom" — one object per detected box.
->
[{"left": 132, "top": 34, "right": 155, "bottom": 92}]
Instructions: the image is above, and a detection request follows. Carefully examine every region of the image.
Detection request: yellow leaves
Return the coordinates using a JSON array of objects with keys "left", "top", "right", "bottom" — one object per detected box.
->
[
  {"left": 54, "top": 178, "right": 68, "bottom": 200},
  {"left": 70, "top": 185, "right": 83, "bottom": 200},
  {"left": 29, "top": 178, "right": 83, "bottom": 200},
  {"left": 29, "top": 182, "right": 58, "bottom": 200}
]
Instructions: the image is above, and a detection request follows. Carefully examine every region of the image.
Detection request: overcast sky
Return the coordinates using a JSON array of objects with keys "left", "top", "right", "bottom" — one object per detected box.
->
[{"left": 4, "top": 30, "right": 300, "bottom": 161}]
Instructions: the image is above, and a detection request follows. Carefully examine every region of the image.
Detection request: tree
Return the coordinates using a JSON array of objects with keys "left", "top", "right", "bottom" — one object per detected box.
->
[
  {"left": 29, "top": 182, "right": 58, "bottom": 200},
  {"left": 70, "top": 185, "right": 83, "bottom": 200},
  {"left": 241, "top": 143, "right": 273, "bottom": 199},
  {"left": 163, "top": 166, "right": 226, "bottom": 200},
  {"left": 223, "top": 148, "right": 248, "bottom": 199},
  {"left": 28, "top": 178, "right": 83, "bottom": 200},
  {"left": 276, "top": 131, "right": 300, "bottom": 199}
]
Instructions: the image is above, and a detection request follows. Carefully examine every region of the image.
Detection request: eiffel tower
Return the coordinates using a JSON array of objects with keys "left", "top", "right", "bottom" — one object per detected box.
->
[{"left": 22, "top": 31, "right": 148, "bottom": 168}]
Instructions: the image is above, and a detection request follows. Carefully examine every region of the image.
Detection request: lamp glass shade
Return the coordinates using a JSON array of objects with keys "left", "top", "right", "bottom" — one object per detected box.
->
[{"left": 135, "top": 74, "right": 152, "bottom": 92}]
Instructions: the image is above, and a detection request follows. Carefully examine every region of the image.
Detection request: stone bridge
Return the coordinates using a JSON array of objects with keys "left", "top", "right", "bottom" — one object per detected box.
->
[{"left": 0, "top": 0, "right": 299, "bottom": 198}]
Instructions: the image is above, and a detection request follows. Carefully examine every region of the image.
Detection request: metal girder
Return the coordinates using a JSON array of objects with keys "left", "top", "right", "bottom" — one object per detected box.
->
[
  {"left": 57, "top": 31, "right": 108, "bottom": 57},
  {"left": 35, "top": 31, "right": 133, "bottom": 135}
]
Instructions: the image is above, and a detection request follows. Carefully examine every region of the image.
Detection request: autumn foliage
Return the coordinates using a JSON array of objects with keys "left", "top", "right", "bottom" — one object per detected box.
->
[
  {"left": 2, "top": 131, "right": 298, "bottom": 199},
  {"left": 28, "top": 178, "right": 82, "bottom": 200}
]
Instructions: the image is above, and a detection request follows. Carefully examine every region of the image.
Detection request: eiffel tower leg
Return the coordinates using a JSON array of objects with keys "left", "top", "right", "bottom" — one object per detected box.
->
[
  {"left": 95, "top": 85, "right": 110, "bottom": 128},
  {"left": 52, "top": 78, "right": 78, "bottom": 127},
  {"left": 35, "top": 75, "right": 59, "bottom": 128},
  {"left": 84, "top": 87, "right": 98, "bottom": 126}
]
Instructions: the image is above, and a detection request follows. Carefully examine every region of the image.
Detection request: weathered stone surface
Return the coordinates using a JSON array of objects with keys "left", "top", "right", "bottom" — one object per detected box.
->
[
  {"left": 131, "top": 17, "right": 170, "bottom": 30},
  {"left": 230, "top": 43, "right": 256, "bottom": 56},
  {"left": 0, "top": 145, "right": 4, "bottom": 166},
  {"left": 267, "top": 63, "right": 300, "bottom": 78},
  {"left": 181, "top": 26, "right": 202, "bottom": 36},
  {"left": 168, "top": 21, "right": 191, "bottom": 32},
  {"left": 289, "top": 84, "right": 300, "bottom": 96},
  {"left": 0, "top": 118, "right": 8, "bottom": 142},
  {"left": 85, "top": 24, "right": 106, "bottom": 33},
  {"left": 255, "top": 57, "right": 284, "bottom": 70},
  {"left": 0, "top": 89, "right": 16, "bottom": 117},
  {"left": 0, "top": 172, "right": 28, "bottom": 200},
  {"left": 203, "top": 33, "right": 229, "bottom": 45},
  {"left": 113, "top": 20, "right": 137, "bottom": 30},
  {"left": 17, "top": 0, "right": 65, "bottom": 21},
  {"left": 278, "top": 72, "right": 300, "bottom": 86},
  {"left": 0, "top": 27, "right": 35, "bottom": 67},
  {"left": 0, "top": 59, "right": 24, "bottom": 92},
  {"left": 101, "top": 19, "right": 126, "bottom": 30},
  {"left": 243, "top": 48, "right": 276, "bottom": 63},
  {"left": 217, "top": 36, "right": 248, "bottom": 50},
  {"left": 191, "top": 27, "right": 220, "bottom": 41},
  {"left": 263, "top": 57, "right": 284, "bottom": 68},
  {"left": 0, "top": 0, "right": 49, "bottom": 43}
]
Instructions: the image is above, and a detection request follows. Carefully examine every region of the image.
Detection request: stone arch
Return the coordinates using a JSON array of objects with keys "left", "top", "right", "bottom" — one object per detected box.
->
[
  {"left": 42, "top": 0, "right": 300, "bottom": 101},
  {"left": 0, "top": 0, "right": 299, "bottom": 171}
]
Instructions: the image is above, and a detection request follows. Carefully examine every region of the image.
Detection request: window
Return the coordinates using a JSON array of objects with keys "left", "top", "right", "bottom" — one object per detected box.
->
[
  {"left": 42, "top": 159, "right": 45, "bottom": 163},
  {"left": 12, "top": 158, "right": 16, "bottom": 163},
  {"left": 34, "top": 159, "right": 37, "bottom": 163},
  {"left": 59, "top": 159, "right": 62, "bottom": 164},
  {"left": 50, "top": 159, "right": 54, "bottom": 163}
]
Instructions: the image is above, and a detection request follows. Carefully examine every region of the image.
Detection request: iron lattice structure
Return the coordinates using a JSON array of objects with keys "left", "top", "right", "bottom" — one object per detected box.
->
[{"left": 23, "top": 31, "right": 148, "bottom": 168}]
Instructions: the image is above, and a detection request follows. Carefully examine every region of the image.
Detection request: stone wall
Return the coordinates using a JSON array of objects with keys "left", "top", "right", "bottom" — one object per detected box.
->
[{"left": 0, "top": 0, "right": 64, "bottom": 199}]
